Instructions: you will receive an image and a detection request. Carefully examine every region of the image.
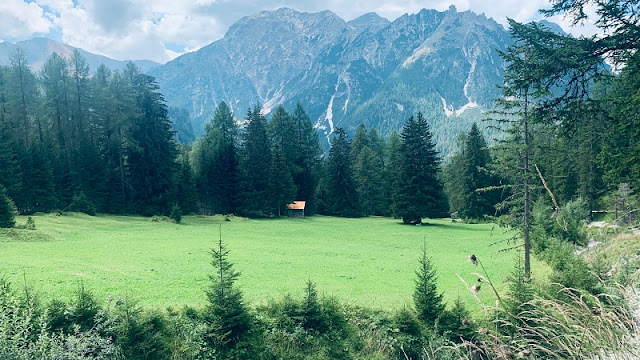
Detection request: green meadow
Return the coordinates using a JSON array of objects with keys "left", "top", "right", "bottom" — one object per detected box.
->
[{"left": 0, "top": 213, "right": 549, "bottom": 311}]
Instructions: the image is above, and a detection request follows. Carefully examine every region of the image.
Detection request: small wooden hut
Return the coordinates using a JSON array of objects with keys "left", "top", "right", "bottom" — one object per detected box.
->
[{"left": 287, "top": 201, "right": 306, "bottom": 218}]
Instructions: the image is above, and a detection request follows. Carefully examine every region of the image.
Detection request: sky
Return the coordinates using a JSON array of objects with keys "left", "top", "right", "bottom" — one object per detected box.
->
[{"left": 0, "top": 0, "right": 601, "bottom": 64}]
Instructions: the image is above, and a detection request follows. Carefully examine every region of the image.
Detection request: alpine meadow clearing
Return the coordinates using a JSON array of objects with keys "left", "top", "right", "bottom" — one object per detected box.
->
[{"left": 0, "top": 213, "right": 550, "bottom": 311}]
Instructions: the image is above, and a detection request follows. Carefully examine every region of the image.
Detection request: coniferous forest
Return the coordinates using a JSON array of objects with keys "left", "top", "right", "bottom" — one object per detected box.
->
[
  {"left": 1, "top": 0, "right": 640, "bottom": 359},
  {"left": 0, "top": 47, "right": 453, "bottom": 221}
]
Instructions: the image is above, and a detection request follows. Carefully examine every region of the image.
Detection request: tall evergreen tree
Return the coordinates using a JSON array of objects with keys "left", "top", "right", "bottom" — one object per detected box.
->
[
  {"left": 291, "top": 102, "right": 322, "bottom": 214},
  {"left": 393, "top": 113, "right": 447, "bottom": 224},
  {"left": 354, "top": 146, "right": 385, "bottom": 216},
  {"left": 125, "top": 64, "right": 178, "bottom": 215},
  {"left": 383, "top": 131, "right": 401, "bottom": 217},
  {"left": 443, "top": 133, "right": 468, "bottom": 215},
  {"left": 0, "top": 102, "right": 22, "bottom": 205},
  {"left": 238, "top": 105, "right": 272, "bottom": 217},
  {"left": 350, "top": 124, "right": 369, "bottom": 161},
  {"left": 268, "top": 105, "right": 297, "bottom": 215},
  {"left": 203, "top": 101, "right": 240, "bottom": 215},
  {"left": 174, "top": 150, "right": 199, "bottom": 215},
  {"left": 458, "top": 123, "right": 499, "bottom": 220},
  {"left": 318, "top": 128, "right": 360, "bottom": 217},
  {"left": 6, "top": 48, "right": 38, "bottom": 149}
]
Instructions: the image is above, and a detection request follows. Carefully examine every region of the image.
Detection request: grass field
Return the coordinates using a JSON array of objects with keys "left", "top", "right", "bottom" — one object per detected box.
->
[{"left": 0, "top": 213, "right": 550, "bottom": 312}]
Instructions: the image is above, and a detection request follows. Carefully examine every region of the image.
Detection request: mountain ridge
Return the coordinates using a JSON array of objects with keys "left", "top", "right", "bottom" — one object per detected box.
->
[
  {"left": 149, "top": 6, "right": 513, "bottom": 154},
  {"left": 0, "top": 38, "right": 161, "bottom": 73}
]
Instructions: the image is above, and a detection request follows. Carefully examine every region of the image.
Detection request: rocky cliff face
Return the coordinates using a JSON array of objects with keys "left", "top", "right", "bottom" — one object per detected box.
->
[{"left": 150, "top": 6, "right": 514, "bottom": 154}]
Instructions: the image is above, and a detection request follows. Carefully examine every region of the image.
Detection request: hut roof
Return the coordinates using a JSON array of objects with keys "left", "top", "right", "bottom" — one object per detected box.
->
[{"left": 286, "top": 201, "right": 306, "bottom": 210}]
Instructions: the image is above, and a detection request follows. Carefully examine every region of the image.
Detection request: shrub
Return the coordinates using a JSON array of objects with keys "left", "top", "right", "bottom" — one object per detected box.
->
[
  {"left": 67, "top": 192, "right": 97, "bottom": 216},
  {"left": 169, "top": 204, "right": 182, "bottom": 224},
  {"left": 26, "top": 216, "right": 36, "bottom": 230}
]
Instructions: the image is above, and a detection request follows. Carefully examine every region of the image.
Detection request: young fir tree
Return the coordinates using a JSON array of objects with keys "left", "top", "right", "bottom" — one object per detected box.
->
[
  {"left": 205, "top": 230, "right": 255, "bottom": 359},
  {"left": 413, "top": 245, "right": 445, "bottom": 328},
  {"left": 319, "top": 128, "right": 360, "bottom": 217},
  {"left": 393, "top": 113, "right": 447, "bottom": 224},
  {"left": 0, "top": 185, "right": 17, "bottom": 228}
]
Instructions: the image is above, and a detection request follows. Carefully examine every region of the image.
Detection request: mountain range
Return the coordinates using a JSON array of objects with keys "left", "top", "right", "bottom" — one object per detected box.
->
[
  {"left": 149, "top": 6, "right": 514, "bottom": 154},
  {"left": 2, "top": 8, "right": 564, "bottom": 156}
]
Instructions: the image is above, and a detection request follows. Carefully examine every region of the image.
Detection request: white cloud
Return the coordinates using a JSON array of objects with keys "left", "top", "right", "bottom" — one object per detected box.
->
[
  {"left": 0, "top": 0, "right": 52, "bottom": 39},
  {"left": 1, "top": 0, "right": 604, "bottom": 63}
]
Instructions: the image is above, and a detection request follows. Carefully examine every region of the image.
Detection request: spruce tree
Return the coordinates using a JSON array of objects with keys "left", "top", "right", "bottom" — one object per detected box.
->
[
  {"left": 205, "top": 230, "right": 255, "bottom": 359},
  {"left": 0, "top": 185, "right": 17, "bottom": 228},
  {"left": 458, "top": 123, "right": 498, "bottom": 220},
  {"left": 125, "top": 64, "right": 178, "bottom": 215},
  {"left": 413, "top": 246, "right": 445, "bottom": 327},
  {"left": 268, "top": 105, "right": 297, "bottom": 215},
  {"left": 319, "top": 128, "right": 360, "bottom": 217},
  {"left": 238, "top": 105, "right": 272, "bottom": 217},
  {"left": 291, "top": 102, "right": 322, "bottom": 214},
  {"left": 269, "top": 147, "right": 297, "bottom": 216},
  {"left": 393, "top": 113, "right": 447, "bottom": 224},
  {"left": 175, "top": 152, "right": 199, "bottom": 214},
  {"left": 354, "top": 146, "right": 385, "bottom": 216},
  {"left": 210, "top": 102, "right": 239, "bottom": 215},
  {"left": 383, "top": 131, "right": 401, "bottom": 216}
]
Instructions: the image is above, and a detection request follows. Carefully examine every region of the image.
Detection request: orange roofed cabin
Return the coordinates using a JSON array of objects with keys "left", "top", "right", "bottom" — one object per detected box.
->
[{"left": 287, "top": 201, "right": 306, "bottom": 218}]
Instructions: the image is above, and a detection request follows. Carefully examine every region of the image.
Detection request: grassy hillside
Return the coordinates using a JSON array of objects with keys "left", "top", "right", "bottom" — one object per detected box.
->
[{"left": 0, "top": 214, "right": 549, "bottom": 311}]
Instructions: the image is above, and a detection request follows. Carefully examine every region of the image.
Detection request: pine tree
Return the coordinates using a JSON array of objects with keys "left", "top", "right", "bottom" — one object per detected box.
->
[
  {"left": 0, "top": 185, "right": 17, "bottom": 228},
  {"left": 413, "top": 245, "right": 445, "bottom": 327},
  {"left": 319, "top": 128, "right": 360, "bottom": 217},
  {"left": 205, "top": 230, "right": 255, "bottom": 359},
  {"left": 393, "top": 113, "right": 447, "bottom": 224}
]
